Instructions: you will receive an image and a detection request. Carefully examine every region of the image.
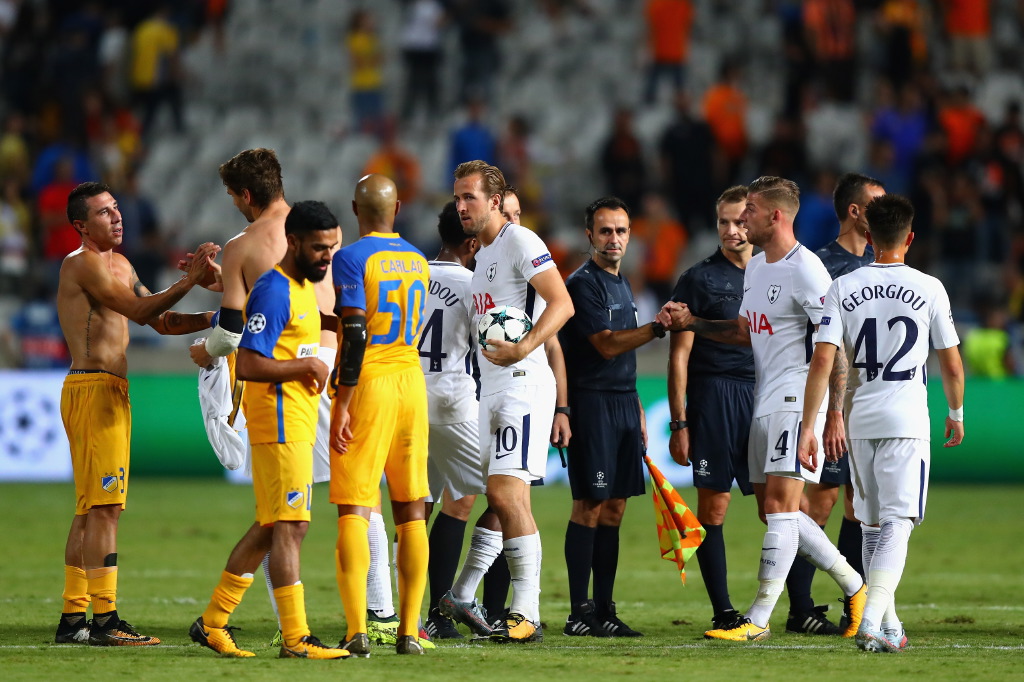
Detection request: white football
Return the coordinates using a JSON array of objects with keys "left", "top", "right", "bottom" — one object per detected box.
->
[{"left": 478, "top": 305, "right": 533, "bottom": 348}]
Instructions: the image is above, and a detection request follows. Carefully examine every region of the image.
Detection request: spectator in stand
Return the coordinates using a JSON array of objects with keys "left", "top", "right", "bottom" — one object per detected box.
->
[
  {"left": 802, "top": 0, "right": 857, "bottom": 102},
  {"left": 963, "top": 297, "right": 1015, "bottom": 379},
  {"left": 936, "top": 170, "right": 985, "bottom": 307},
  {"left": 758, "top": 115, "right": 808, "bottom": 190},
  {"left": 794, "top": 169, "right": 839, "bottom": 252},
  {"left": 115, "top": 171, "right": 165, "bottom": 290},
  {"left": 38, "top": 157, "right": 83, "bottom": 280},
  {"left": 942, "top": 0, "right": 991, "bottom": 77},
  {"left": 643, "top": 0, "right": 695, "bottom": 105},
  {"left": 994, "top": 101, "right": 1024, "bottom": 167},
  {"left": 498, "top": 114, "right": 536, "bottom": 191},
  {"left": 805, "top": 87, "right": 868, "bottom": 175},
  {"left": 399, "top": 0, "right": 447, "bottom": 124},
  {"left": 449, "top": 0, "right": 512, "bottom": 103},
  {"left": 659, "top": 92, "right": 717, "bottom": 233},
  {"left": 346, "top": 8, "right": 384, "bottom": 138},
  {"left": 865, "top": 138, "right": 908, "bottom": 196},
  {"left": 449, "top": 98, "right": 497, "bottom": 178},
  {"left": 871, "top": 83, "right": 929, "bottom": 190},
  {"left": 3, "top": 279, "right": 70, "bottom": 369},
  {"left": 703, "top": 61, "right": 747, "bottom": 190},
  {"left": 938, "top": 86, "right": 986, "bottom": 167},
  {"left": 0, "top": 113, "right": 30, "bottom": 186},
  {"left": 98, "top": 9, "right": 130, "bottom": 105},
  {"left": 876, "top": 0, "right": 929, "bottom": 90},
  {"left": 600, "top": 108, "right": 646, "bottom": 214},
  {"left": 130, "top": 4, "right": 184, "bottom": 136},
  {"left": 630, "top": 192, "right": 687, "bottom": 302},
  {"left": 364, "top": 117, "right": 422, "bottom": 233},
  {"left": 0, "top": 178, "right": 29, "bottom": 293}
]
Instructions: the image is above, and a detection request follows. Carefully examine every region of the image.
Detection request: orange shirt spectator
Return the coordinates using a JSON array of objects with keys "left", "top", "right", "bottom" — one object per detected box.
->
[
  {"left": 803, "top": 0, "right": 856, "bottom": 60},
  {"left": 363, "top": 149, "right": 421, "bottom": 206},
  {"left": 39, "top": 180, "right": 81, "bottom": 261},
  {"left": 881, "top": 0, "right": 928, "bottom": 63},
  {"left": 645, "top": 0, "right": 694, "bottom": 63},
  {"left": 631, "top": 193, "right": 688, "bottom": 300},
  {"left": 703, "top": 80, "right": 747, "bottom": 161},
  {"left": 943, "top": 0, "right": 989, "bottom": 37},
  {"left": 939, "top": 92, "right": 986, "bottom": 165}
]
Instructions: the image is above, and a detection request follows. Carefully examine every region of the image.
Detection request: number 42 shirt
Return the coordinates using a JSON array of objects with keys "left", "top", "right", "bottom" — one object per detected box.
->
[{"left": 816, "top": 263, "right": 959, "bottom": 441}]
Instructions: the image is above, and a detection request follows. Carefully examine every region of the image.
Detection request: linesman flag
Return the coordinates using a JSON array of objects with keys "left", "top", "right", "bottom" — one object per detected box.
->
[{"left": 645, "top": 455, "right": 705, "bottom": 584}]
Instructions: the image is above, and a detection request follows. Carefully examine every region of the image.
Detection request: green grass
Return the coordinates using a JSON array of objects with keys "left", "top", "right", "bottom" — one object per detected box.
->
[{"left": 1, "top": 481, "right": 1021, "bottom": 681}]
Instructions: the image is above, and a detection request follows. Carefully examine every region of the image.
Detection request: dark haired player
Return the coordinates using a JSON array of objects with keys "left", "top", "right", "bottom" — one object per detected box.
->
[
  {"left": 191, "top": 200, "right": 346, "bottom": 659},
  {"left": 55, "top": 181, "right": 217, "bottom": 646},
  {"left": 798, "top": 193, "right": 963, "bottom": 653},
  {"left": 559, "top": 196, "right": 669, "bottom": 638}
]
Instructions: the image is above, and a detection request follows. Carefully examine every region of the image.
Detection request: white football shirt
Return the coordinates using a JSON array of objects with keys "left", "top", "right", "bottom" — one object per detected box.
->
[
  {"left": 471, "top": 223, "right": 556, "bottom": 395},
  {"left": 816, "top": 263, "right": 959, "bottom": 440},
  {"left": 420, "top": 261, "right": 478, "bottom": 424},
  {"left": 742, "top": 244, "right": 832, "bottom": 417}
]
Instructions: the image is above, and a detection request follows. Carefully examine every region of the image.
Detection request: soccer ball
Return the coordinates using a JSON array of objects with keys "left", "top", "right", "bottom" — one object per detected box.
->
[{"left": 478, "top": 305, "right": 533, "bottom": 348}]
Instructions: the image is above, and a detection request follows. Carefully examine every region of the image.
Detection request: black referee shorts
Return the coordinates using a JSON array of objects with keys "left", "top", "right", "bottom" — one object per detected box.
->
[
  {"left": 687, "top": 376, "right": 754, "bottom": 495},
  {"left": 566, "top": 389, "right": 646, "bottom": 501}
]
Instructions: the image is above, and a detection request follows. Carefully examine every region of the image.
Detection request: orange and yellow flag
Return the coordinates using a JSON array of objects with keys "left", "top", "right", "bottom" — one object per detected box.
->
[{"left": 645, "top": 455, "right": 705, "bottom": 584}]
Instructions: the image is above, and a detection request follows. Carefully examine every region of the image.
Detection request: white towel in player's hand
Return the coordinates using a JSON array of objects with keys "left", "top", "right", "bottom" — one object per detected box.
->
[{"left": 198, "top": 355, "right": 248, "bottom": 471}]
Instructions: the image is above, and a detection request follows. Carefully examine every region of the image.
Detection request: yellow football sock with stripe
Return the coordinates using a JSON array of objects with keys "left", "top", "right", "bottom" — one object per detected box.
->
[
  {"left": 274, "top": 583, "right": 311, "bottom": 646},
  {"left": 336, "top": 515, "right": 370, "bottom": 638},
  {"left": 202, "top": 571, "right": 253, "bottom": 628},
  {"left": 62, "top": 565, "right": 90, "bottom": 614},
  {"left": 86, "top": 567, "right": 117, "bottom": 615},
  {"left": 396, "top": 519, "right": 429, "bottom": 638}
]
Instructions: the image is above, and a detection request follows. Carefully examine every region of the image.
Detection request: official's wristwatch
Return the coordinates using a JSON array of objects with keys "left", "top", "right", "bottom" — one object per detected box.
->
[
  {"left": 669, "top": 419, "right": 688, "bottom": 431},
  {"left": 651, "top": 321, "right": 667, "bottom": 338},
  {"left": 554, "top": 406, "right": 571, "bottom": 416}
]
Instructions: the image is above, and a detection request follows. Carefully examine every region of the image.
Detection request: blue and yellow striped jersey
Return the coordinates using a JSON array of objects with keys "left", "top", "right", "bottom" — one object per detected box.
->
[
  {"left": 239, "top": 265, "right": 321, "bottom": 444},
  {"left": 333, "top": 232, "right": 429, "bottom": 381}
]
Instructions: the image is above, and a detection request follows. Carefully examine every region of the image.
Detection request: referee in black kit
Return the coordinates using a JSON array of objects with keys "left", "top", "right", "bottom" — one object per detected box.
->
[
  {"left": 666, "top": 185, "right": 755, "bottom": 633},
  {"left": 558, "top": 196, "right": 671, "bottom": 640}
]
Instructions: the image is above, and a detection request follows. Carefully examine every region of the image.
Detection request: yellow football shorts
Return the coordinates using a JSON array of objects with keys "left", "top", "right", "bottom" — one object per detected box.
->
[
  {"left": 251, "top": 441, "right": 314, "bottom": 526},
  {"left": 60, "top": 371, "right": 131, "bottom": 515},
  {"left": 330, "top": 366, "right": 429, "bottom": 507}
]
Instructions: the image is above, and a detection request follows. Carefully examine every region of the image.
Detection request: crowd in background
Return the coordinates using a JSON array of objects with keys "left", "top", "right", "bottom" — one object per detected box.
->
[{"left": 0, "top": 0, "right": 1021, "bottom": 379}]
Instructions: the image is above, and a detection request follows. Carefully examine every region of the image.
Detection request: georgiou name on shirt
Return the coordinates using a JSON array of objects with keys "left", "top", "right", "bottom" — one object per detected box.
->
[{"left": 838, "top": 283, "right": 926, "bottom": 313}]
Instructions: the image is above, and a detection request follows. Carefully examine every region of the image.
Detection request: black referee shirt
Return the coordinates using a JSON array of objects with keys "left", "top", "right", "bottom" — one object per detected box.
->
[
  {"left": 815, "top": 240, "right": 874, "bottom": 280},
  {"left": 560, "top": 259, "right": 638, "bottom": 392},
  {"left": 671, "top": 248, "right": 754, "bottom": 383}
]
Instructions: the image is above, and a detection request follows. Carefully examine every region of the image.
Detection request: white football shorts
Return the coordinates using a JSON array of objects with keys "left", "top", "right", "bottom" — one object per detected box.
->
[
  {"left": 478, "top": 383, "right": 554, "bottom": 483},
  {"left": 427, "top": 419, "right": 486, "bottom": 502},
  {"left": 748, "top": 410, "right": 825, "bottom": 485},
  {"left": 849, "top": 437, "right": 930, "bottom": 526}
]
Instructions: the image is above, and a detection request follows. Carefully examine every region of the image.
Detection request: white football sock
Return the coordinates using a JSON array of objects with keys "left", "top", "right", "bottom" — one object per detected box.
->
[
  {"left": 505, "top": 532, "right": 542, "bottom": 623},
  {"left": 861, "top": 524, "right": 880, "bottom": 579},
  {"left": 452, "top": 526, "right": 503, "bottom": 602},
  {"left": 366, "top": 512, "right": 395, "bottom": 618},
  {"left": 261, "top": 552, "right": 280, "bottom": 628},
  {"left": 862, "top": 517, "right": 913, "bottom": 630},
  {"left": 796, "top": 511, "right": 862, "bottom": 595},
  {"left": 745, "top": 512, "right": 799, "bottom": 628}
]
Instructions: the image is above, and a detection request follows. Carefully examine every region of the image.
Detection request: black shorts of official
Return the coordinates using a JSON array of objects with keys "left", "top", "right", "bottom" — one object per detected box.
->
[
  {"left": 687, "top": 376, "right": 755, "bottom": 496},
  {"left": 566, "top": 389, "right": 646, "bottom": 501},
  {"left": 817, "top": 448, "right": 851, "bottom": 486}
]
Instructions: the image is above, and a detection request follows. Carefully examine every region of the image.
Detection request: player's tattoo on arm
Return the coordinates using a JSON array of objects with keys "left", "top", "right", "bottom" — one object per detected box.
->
[
  {"left": 85, "top": 309, "right": 94, "bottom": 358},
  {"left": 828, "top": 341, "right": 848, "bottom": 411},
  {"left": 153, "top": 311, "right": 214, "bottom": 335},
  {"left": 688, "top": 317, "right": 747, "bottom": 344},
  {"left": 131, "top": 266, "right": 152, "bottom": 298}
]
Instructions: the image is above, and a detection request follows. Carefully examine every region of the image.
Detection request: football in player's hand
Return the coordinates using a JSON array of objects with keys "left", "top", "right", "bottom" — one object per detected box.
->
[{"left": 478, "top": 305, "right": 533, "bottom": 348}]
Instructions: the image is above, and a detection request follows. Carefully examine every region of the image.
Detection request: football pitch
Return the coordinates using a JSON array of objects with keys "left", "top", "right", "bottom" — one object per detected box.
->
[{"left": 1, "top": 480, "right": 1021, "bottom": 681}]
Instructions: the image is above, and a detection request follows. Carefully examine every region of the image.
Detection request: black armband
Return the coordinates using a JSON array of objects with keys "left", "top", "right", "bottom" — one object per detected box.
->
[
  {"left": 336, "top": 315, "right": 367, "bottom": 386},
  {"left": 554, "top": 406, "right": 571, "bottom": 416},
  {"left": 218, "top": 307, "right": 244, "bottom": 334}
]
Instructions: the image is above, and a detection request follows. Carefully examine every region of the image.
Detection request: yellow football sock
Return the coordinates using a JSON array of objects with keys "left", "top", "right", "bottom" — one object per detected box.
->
[
  {"left": 274, "top": 583, "right": 310, "bottom": 646},
  {"left": 396, "top": 519, "right": 429, "bottom": 638},
  {"left": 62, "top": 565, "right": 90, "bottom": 614},
  {"left": 85, "top": 567, "right": 117, "bottom": 615},
  {"left": 201, "top": 571, "right": 253, "bottom": 629},
  {"left": 336, "top": 515, "right": 370, "bottom": 638}
]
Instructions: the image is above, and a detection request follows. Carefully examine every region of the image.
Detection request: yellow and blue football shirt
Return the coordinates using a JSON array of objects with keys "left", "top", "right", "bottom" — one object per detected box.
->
[
  {"left": 332, "top": 232, "right": 429, "bottom": 381},
  {"left": 240, "top": 265, "right": 321, "bottom": 444}
]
